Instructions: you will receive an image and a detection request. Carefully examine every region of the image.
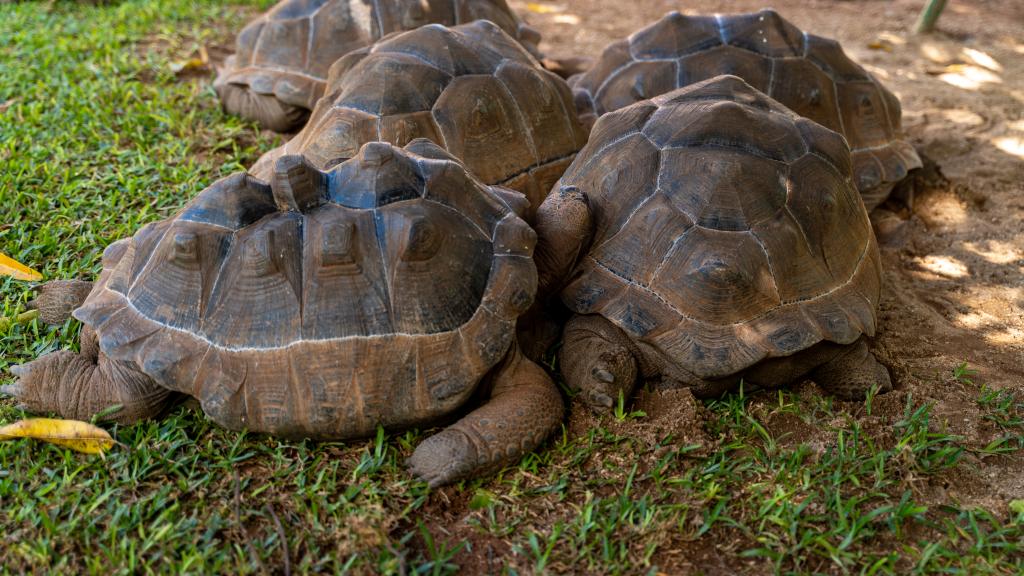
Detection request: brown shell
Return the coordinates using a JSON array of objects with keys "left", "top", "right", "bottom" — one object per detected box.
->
[
  {"left": 73, "top": 141, "right": 539, "bottom": 439},
  {"left": 570, "top": 9, "right": 921, "bottom": 210},
  {"left": 558, "top": 76, "right": 882, "bottom": 380},
  {"left": 215, "top": 0, "right": 541, "bottom": 131},
  {"left": 251, "top": 20, "right": 587, "bottom": 219}
]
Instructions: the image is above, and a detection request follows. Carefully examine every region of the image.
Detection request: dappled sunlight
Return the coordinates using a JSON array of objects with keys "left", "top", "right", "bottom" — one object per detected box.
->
[
  {"left": 962, "top": 47, "right": 1003, "bottom": 73},
  {"left": 954, "top": 285, "right": 1024, "bottom": 349},
  {"left": 955, "top": 310, "right": 993, "bottom": 330},
  {"left": 922, "top": 46, "right": 1005, "bottom": 91},
  {"left": 985, "top": 326, "right": 1024, "bottom": 347},
  {"left": 964, "top": 239, "right": 1024, "bottom": 266},
  {"left": 920, "top": 42, "right": 954, "bottom": 64},
  {"left": 954, "top": 312, "right": 1024, "bottom": 349},
  {"left": 997, "top": 120, "right": 1024, "bottom": 157},
  {"left": 862, "top": 63, "right": 891, "bottom": 80},
  {"left": 914, "top": 255, "right": 970, "bottom": 279},
  {"left": 939, "top": 65, "right": 1002, "bottom": 90},
  {"left": 553, "top": 14, "right": 580, "bottom": 25},
  {"left": 918, "top": 192, "right": 970, "bottom": 226},
  {"left": 992, "top": 137, "right": 1024, "bottom": 159},
  {"left": 941, "top": 109, "right": 985, "bottom": 127}
]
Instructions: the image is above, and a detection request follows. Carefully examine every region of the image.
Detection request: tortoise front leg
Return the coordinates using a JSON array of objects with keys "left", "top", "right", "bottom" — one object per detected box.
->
[
  {"left": 560, "top": 314, "right": 639, "bottom": 410},
  {"left": 2, "top": 327, "right": 172, "bottom": 424},
  {"left": 810, "top": 337, "right": 893, "bottom": 401},
  {"left": 407, "top": 344, "right": 564, "bottom": 487}
]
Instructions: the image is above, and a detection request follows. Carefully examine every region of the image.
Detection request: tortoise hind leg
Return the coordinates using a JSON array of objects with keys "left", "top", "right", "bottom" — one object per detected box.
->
[
  {"left": 2, "top": 327, "right": 172, "bottom": 424},
  {"left": 407, "top": 343, "right": 564, "bottom": 487},
  {"left": 810, "top": 337, "right": 892, "bottom": 401},
  {"left": 215, "top": 81, "right": 310, "bottom": 133}
]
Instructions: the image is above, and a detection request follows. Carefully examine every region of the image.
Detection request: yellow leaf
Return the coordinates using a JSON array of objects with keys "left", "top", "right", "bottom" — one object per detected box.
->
[
  {"left": 526, "top": 2, "right": 560, "bottom": 14},
  {"left": 0, "top": 418, "right": 116, "bottom": 454},
  {"left": 170, "top": 57, "right": 206, "bottom": 74},
  {"left": 0, "top": 253, "right": 43, "bottom": 281}
]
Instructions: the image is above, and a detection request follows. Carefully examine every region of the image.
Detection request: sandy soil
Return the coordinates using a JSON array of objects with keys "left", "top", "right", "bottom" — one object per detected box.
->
[{"left": 507, "top": 0, "right": 1024, "bottom": 512}]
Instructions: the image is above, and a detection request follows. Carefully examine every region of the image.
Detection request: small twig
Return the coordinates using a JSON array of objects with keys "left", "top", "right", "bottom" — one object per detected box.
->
[{"left": 264, "top": 503, "right": 291, "bottom": 576}]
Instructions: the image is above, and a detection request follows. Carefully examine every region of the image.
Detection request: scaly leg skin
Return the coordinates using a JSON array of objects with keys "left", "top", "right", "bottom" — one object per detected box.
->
[
  {"left": 810, "top": 337, "right": 893, "bottom": 401},
  {"left": 2, "top": 327, "right": 171, "bottom": 424},
  {"left": 560, "top": 314, "right": 639, "bottom": 410},
  {"left": 215, "top": 82, "right": 309, "bottom": 133},
  {"left": 407, "top": 343, "right": 565, "bottom": 487},
  {"left": 28, "top": 280, "right": 94, "bottom": 326},
  {"left": 533, "top": 186, "right": 593, "bottom": 300}
]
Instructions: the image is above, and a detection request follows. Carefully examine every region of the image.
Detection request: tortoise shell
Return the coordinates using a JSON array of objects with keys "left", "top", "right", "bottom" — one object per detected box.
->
[
  {"left": 250, "top": 20, "right": 588, "bottom": 219},
  {"left": 215, "top": 0, "right": 542, "bottom": 131},
  {"left": 556, "top": 75, "right": 882, "bottom": 380},
  {"left": 73, "top": 141, "right": 539, "bottom": 439},
  {"left": 569, "top": 9, "right": 921, "bottom": 210}
]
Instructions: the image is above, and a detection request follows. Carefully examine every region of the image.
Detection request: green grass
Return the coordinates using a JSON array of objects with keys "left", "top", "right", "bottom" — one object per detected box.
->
[{"left": 2, "top": 1, "right": 1024, "bottom": 574}]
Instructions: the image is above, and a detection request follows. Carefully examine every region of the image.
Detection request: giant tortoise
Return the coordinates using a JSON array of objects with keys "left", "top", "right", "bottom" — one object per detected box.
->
[
  {"left": 534, "top": 76, "right": 892, "bottom": 409},
  {"left": 250, "top": 20, "right": 587, "bottom": 220},
  {"left": 215, "top": 0, "right": 543, "bottom": 132},
  {"left": 569, "top": 9, "right": 921, "bottom": 210},
  {"left": 4, "top": 140, "right": 563, "bottom": 487}
]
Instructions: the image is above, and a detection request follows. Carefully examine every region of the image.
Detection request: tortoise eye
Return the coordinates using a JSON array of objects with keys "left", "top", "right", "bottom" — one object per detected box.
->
[
  {"left": 170, "top": 232, "right": 198, "bottom": 264},
  {"left": 321, "top": 222, "right": 357, "bottom": 267},
  {"left": 401, "top": 217, "right": 441, "bottom": 262}
]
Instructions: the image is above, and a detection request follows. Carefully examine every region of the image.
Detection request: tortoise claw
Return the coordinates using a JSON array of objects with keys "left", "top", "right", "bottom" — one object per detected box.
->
[
  {"left": 586, "top": 391, "right": 614, "bottom": 409},
  {"left": 592, "top": 367, "right": 615, "bottom": 384},
  {"left": 0, "top": 383, "right": 23, "bottom": 398}
]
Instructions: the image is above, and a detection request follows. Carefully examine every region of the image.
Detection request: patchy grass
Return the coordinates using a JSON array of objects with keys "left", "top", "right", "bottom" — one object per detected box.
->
[{"left": 2, "top": 0, "right": 1023, "bottom": 574}]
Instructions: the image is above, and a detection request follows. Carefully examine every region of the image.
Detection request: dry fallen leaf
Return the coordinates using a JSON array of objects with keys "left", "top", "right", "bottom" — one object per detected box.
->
[
  {"left": 526, "top": 2, "right": 561, "bottom": 14},
  {"left": 0, "top": 418, "right": 116, "bottom": 454},
  {"left": 868, "top": 40, "right": 894, "bottom": 52},
  {"left": 170, "top": 57, "right": 206, "bottom": 74},
  {"left": 0, "top": 252, "right": 43, "bottom": 281}
]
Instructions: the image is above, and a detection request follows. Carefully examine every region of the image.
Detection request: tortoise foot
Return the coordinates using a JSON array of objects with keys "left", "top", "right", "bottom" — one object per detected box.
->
[
  {"left": 561, "top": 314, "right": 638, "bottom": 411},
  {"left": 215, "top": 81, "right": 309, "bottom": 133},
  {"left": 407, "top": 429, "right": 478, "bottom": 488},
  {"left": 811, "top": 338, "right": 893, "bottom": 400}
]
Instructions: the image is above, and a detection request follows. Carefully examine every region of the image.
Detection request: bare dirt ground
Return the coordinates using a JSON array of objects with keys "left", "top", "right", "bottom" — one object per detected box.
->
[{"left": 512, "top": 0, "right": 1024, "bottom": 506}]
